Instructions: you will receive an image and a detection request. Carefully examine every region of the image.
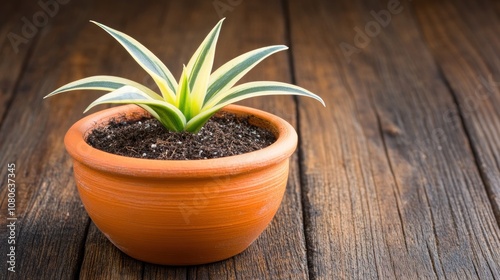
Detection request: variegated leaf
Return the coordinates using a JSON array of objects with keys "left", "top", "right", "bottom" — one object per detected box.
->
[
  {"left": 85, "top": 86, "right": 186, "bottom": 131},
  {"left": 204, "top": 45, "right": 288, "bottom": 106},
  {"left": 187, "top": 81, "right": 325, "bottom": 132},
  {"left": 91, "top": 21, "right": 178, "bottom": 103},
  {"left": 203, "top": 81, "right": 325, "bottom": 110},
  {"left": 184, "top": 18, "right": 224, "bottom": 115},
  {"left": 44, "top": 75, "right": 162, "bottom": 100},
  {"left": 176, "top": 66, "right": 191, "bottom": 120}
]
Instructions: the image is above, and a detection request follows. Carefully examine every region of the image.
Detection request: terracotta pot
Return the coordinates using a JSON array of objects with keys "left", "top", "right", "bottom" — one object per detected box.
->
[{"left": 64, "top": 104, "right": 297, "bottom": 265}]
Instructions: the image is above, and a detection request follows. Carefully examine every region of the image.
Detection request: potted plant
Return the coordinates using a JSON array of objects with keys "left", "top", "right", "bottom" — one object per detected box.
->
[{"left": 45, "top": 18, "right": 324, "bottom": 265}]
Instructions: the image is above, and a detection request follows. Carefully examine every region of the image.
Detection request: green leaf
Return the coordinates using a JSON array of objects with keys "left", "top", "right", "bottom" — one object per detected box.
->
[
  {"left": 204, "top": 45, "right": 288, "bottom": 106},
  {"left": 43, "top": 75, "right": 163, "bottom": 100},
  {"left": 91, "top": 21, "right": 178, "bottom": 103},
  {"left": 176, "top": 66, "right": 191, "bottom": 120},
  {"left": 85, "top": 86, "right": 186, "bottom": 131},
  {"left": 141, "top": 103, "right": 186, "bottom": 132},
  {"left": 205, "top": 81, "right": 325, "bottom": 110},
  {"left": 184, "top": 18, "right": 224, "bottom": 115},
  {"left": 185, "top": 111, "right": 218, "bottom": 133},
  {"left": 186, "top": 81, "right": 325, "bottom": 132}
]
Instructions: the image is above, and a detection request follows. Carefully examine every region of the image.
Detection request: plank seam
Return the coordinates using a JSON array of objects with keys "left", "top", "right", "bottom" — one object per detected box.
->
[
  {"left": 74, "top": 218, "right": 91, "bottom": 279},
  {"left": 436, "top": 65, "right": 500, "bottom": 228},
  {"left": 280, "top": 0, "right": 313, "bottom": 279},
  {"left": 422, "top": 184, "right": 443, "bottom": 277},
  {"left": 407, "top": 0, "right": 500, "bottom": 229}
]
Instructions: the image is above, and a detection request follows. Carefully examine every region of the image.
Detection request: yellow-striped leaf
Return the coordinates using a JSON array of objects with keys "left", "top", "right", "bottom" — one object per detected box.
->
[
  {"left": 91, "top": 21, "right": 178, "bottom": 103},
  {"left": 204, "top": 45, "right": 288, "bottom": 106},
  {"left": 184, "top": 18, "right": 224, "bottom": 115},
  {"left": 44, "top": 75, "right": 163, "bottom": 100},
  {"left": 176, "top": 66, "right": 191, "bottom": 120},
  {"left": 85, "top": 86, "right": 186, "bottom": 131},
  {"left": 187, "top": 81, "right": 325, "bottom": 132}
]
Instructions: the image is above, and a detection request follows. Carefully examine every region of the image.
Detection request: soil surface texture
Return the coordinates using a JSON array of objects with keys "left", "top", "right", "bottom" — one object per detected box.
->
[{"left": 86, "top": 112, "right": 276, "bottom": 160}]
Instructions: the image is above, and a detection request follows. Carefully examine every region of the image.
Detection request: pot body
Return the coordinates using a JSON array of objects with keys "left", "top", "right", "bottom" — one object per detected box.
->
[{"left": 64, "top": 105, "right": 297, "bottom": 265}]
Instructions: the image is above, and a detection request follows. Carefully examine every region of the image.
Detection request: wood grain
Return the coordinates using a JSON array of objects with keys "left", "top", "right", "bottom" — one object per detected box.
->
[
  {"left": 414, "top": 0, "right": 500, "bottom": 223},
  {"left": 79, "top": 223, "right": 143, "bottom": 279},
  {"left": 0, "top": 1, "right": 41, "bottom": 124},
  {"left": 288, "top": 0, "right": 500, "bottom": 278},
  {"left": 0, "top": 1, "right": 95, "bottom": 279},
  {"left": 1, "top": 0, "right": 500, "bottom": 279}
]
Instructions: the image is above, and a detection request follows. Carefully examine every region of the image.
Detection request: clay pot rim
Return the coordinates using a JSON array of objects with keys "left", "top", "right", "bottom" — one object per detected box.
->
[{"left": 64, "top": 104, "right": 297, "bottom": 178}]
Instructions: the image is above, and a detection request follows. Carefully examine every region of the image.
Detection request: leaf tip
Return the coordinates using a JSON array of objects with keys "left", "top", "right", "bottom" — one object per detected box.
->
[
  {"left": 90, "top": 20, "right": 108, "bottom": 31},
  {"left": 44, "top": 89, "right": 61, "bottom": 99},
  {"left": 213, "top": 18, "right": 225, "bottom": 30}
]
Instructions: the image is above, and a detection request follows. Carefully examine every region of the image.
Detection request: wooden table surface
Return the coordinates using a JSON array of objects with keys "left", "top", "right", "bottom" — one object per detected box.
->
[{"left": 1, "top": 0, "right": 500, "bottom": 279}]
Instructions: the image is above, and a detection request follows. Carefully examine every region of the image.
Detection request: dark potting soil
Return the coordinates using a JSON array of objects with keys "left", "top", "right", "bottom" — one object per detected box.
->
[{"left": 85, "top": 112, "right": 277, "bottom": 160}]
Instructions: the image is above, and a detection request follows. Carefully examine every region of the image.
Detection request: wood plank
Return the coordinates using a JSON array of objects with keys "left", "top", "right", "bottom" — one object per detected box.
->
[
  {"left": 288, "top": 0, "right": 500, "bottom": 278},
  {"left": 0, "top": 1, "right": 96, "bottom": 278},
  {"left": 3, "top": 0, "right": 498, "bottom": 278},
  {"left": 413, "top": 0, "right": 500, "bottom": 222},
  {"left": 79, "top": 223, "right": 143, "bottom": 279},
  {"left": 0, "top": 1, "right": 155, "bottom": 279},
  {"left": 0, "top": 1, "right": 44, "bottom": 124}
]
